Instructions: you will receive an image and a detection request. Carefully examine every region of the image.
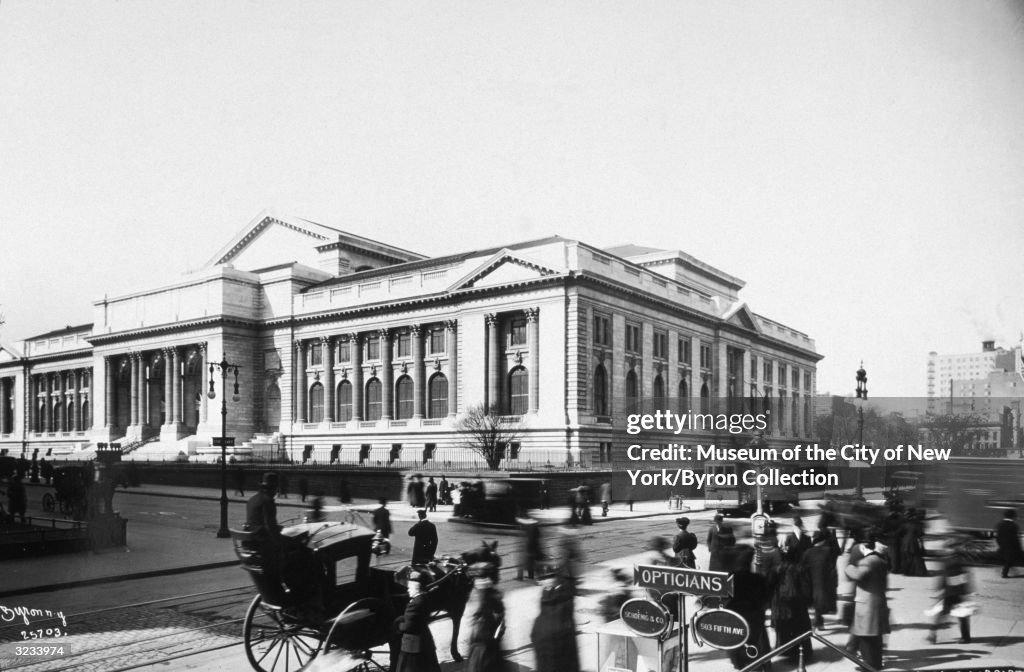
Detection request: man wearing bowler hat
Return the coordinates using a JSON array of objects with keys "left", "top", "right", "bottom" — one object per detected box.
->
[
  {"left": 672, "top": 516, "right": 698, "bottom": 568},
  {"left": 409, "top": 508, "right": 438, "bottom": 565},
  {"left": 246, "top": 472, "right": 282, "bottom": 539}
]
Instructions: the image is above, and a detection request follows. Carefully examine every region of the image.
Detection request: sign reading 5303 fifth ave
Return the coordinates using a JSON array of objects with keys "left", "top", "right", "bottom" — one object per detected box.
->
[{"left": 633, "top": 564, "right": 734, "bottom": 598}]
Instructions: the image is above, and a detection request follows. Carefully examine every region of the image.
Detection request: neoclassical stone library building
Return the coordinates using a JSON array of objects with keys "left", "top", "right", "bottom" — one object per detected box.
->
[{"left": 0, "top": 211, "right": 820, "bottom": 467}]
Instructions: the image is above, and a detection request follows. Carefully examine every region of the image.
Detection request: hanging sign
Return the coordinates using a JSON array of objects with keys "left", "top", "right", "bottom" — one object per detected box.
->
[
  {"left": 619, "top": 598, "right": 671, "bottom": 638},
  {"left": 692, "top": 608, "right": 749, "bottom": 650},
  {"left": 633, "top": 564, "right": 734, "bottom": 597}
]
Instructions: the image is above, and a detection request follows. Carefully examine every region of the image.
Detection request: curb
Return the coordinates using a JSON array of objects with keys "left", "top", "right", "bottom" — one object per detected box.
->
[{"left": 0, "top": 560, "right": 240, "bottom": 599}]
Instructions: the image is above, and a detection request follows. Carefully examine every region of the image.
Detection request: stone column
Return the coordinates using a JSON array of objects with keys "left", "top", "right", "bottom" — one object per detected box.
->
[
  {"left": 350, "top": 333, "right": 362, "bottom": 422},
  {"left": 71, "top": 371, "right": 81, "bottom": 432},
  {"left": 295, "top": 340, "right": 307, "bottom": 424},
  {"left": 380, "top": 329, "right": 393, "bottom": 420},
  {"left": 526, "top": 308, "right": 540, "bottom": 414},
  {"left": 446, "top": 320, "right": 458, "bottom": 417},
  {"left": 486, "top": 314, "right": 499, "bottom": 411},
  {"left": 0, "top": 378, "right": 7, "bottom": 434},
  {"left": 162, "top": 349, "right": 173, "bottom": 426},
  {"left": 105, "top": 358, "right": 116, "bottom": 428},
  {"left": 322, "top": 337, "right": 334, "bottom": 423},
  {"left": 412, "top": 325, "right": 424, "bottom": 419},
  {"left": 170, "top": 348, "right": 182, "bottom": 424},
  {"left": 140, "top": 355, "right": 150, "bottom": 428},
  {"left": 129, "top": 355, "right": 140, "bottom": 427},
  {"left": 198, "top": 343, "right": 209, "bottom": 425}
]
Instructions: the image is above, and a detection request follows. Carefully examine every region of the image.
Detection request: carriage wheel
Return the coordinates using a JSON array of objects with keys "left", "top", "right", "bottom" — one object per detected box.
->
[
  {"left": 243, "top": 595, "right": 323, "bottom": 672},
  {"left": 319, "top": 599, "right": 390, "bottom": 672},
  {"left": 42, "top": 493, "right": 56, "bottom": 513}
]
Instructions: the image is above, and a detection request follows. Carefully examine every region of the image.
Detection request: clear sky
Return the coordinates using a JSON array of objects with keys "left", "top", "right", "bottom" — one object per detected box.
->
[{"left": 1, "top": 0, "right": 1022, "bottom": 397}]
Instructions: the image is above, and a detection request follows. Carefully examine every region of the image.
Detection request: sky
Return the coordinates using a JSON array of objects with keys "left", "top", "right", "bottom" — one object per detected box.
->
[{"left": 1, "top": 0, "right": 1023, "bottom": 398}]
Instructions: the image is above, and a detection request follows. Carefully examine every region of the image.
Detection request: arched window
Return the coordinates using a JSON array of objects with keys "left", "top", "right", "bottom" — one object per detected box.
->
[
  {"left": 365, "top": 378, "right": 382, "bottom": 421},
  {"left": 678, "top": 378, "right": 688, "bottom": 400},
  {"left": 653, "top": 374, "right": 665, "bottom": 400},
  {"left": 66, "top": 399, "right": 74, "bottom": 431},
  {"left": 700, "top": 382, "right": 710, "bottom": 415},
  {"left": 395, "top": 375, "right": 413, "bottom": 420},
  {"left": 264, "top": 383, "right": 281, "bottom": 432},
  {"left": 336, "top": 380, "right": 352, "bottom": 422},
  {"left": 593, "top": 365, "right": 608, "bottom": 416},
  {"left": 428, "top": 373, "right": 448, "bottom": 418},
  {"left": 82, "top": 399, "right": 91, "bottom": 430},
  {"left": 625, "top": 370, "right": 638, "bottom": 413},
  {"left": 507, "top": 367, "right": 528, "bottom": 415},
  {"left": 308, "top": 382, "right": 324, "bottom": 423}
]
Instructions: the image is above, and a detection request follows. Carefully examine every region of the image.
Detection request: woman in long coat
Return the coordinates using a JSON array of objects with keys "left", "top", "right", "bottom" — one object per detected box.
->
[
  {"left": 393, "top": 570, "right": 441, "bottom": 672},
  {"left": 900, "top": 509, "right": 928, "bottom": 576},
  {"left": 725, "top": 546, "right": 772, "bottom": 672},
  {"left": 465, "top": 565, "right": 507, "bottom": 672},
  {"left": 530, "top": 569, "right": 579, "bottom": 672},
  {"left": 801, "top": 530, "right": 838, "bottom": 630},
  {"left": 772, "top": 547, "right": 813, "bottom": 663}
]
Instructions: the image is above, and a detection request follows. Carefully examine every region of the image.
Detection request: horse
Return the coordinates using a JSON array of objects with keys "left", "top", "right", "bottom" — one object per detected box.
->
[{"left": 390, "top": 539, "right": 501, "bottom": 663}]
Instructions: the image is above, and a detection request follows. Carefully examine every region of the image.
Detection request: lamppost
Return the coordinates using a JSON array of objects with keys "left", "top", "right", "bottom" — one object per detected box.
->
[
  {"left": 748, "top": 429, "right": 769, "bottom": 572},
  {"left": 855, "top": 362, "right": 868, "bottom": 499},
  {"left": 208, "top": 356, "right": 241, "bottom": 539}
]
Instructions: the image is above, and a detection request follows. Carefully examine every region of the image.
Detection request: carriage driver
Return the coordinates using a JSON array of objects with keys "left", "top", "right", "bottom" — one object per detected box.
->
[
  {"left": 246, "top": 472, "right": 283, "bottom": 539},
  {"left": 409, "top": 509, "right": 439, "bottom": 565}
]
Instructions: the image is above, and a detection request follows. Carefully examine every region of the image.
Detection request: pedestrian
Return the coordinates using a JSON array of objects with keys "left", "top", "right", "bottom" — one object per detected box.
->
[
  {"left": 298, "top": 477, "right": 309, "bottom": 503},
  {"left": 672, "top": 517, "right": 698, "bottom": 568},
  {"left": 784, "top": 516, "right": 812, "bottom": 562},
  {"left": 708, "top": 523, "right": 735, "bottom": 573},
  {"left": 882, "top": 507, "right": 905, "bottom": 574},
  {"left": 516, "top": 516, "right": 544, "bottom": 581},
  {"left": 757, "top": 522, "right": 783, "bottom": 583},
  {"left": 579, "top": 483, "right": 594, "bottom": 524},
  {"left": 541, "top": 481, "right": 550, "bottom": 510},
  {"left": 599, "top": 481, "right": 611, "bottom": 517},
  {"left": 995, "top": 508, "right": 1022, "bottom": 578},
  {"left": 233, "top": 466, "right": 246, "bottom": 497},
  {"left": 707, "top": 514, "right": 725, "bottom": 570},
  {"left": 338, "top": 477, "right": 351, "bottom": 504},
  {"left": 409, "top": 509, "right": 438, "bottom": 564},
  {"left": 6, "top": 474, "right": 27, "bottom": 524},
  {"left": 844, "top": 531, "right": 890, "bottom": 671},
  {"left": 372, "top": 498, "right": 393, "bottom": 555},
  {"left": 598, "top": 568, "right": 635, "bottom": 622},
  {"left": 438, "top": 474, "right": 450, "bottom": 506},
  {"left": 278, "top": 472, "right": 289, "bottom": 499},
  {"left": 627, "top": 486, "right": 635, "bottom": 512},
  {"left": 725, "top": 546, "right": 771, "bottom": 672},
  {"left": 465, "top": 563, "right": 507, "bottom": 672},
  {"left": 771, "top": 544, "right": 814, "bottom": 664},
  {"left": 927, "top": 543, "right": 974, "bottom": 644},
  {"left": 425, "top": 476, "right": 437, "bottom": 512},
  {"left": 409, "top": 474, "right": 426, "bottom": 508},
  {"left": 530, "top": 567, "right": 580, "bottom": 672},
  {"left": 306, "top": 495, "right": 325, "bottom": 523},
  {"left": 567, "top": 489, "right": 580, "bottom": 525},
  {"left": 900, "top": 508, "right": 928, "bottom": 576},
  {"left": 802, "top": 530, "right": 839, "bottom": 630},
  {"left": 393, "top": 569, "right": 441, "bottom": 672},
  {"left": 40, "top": 458, "right": 53, "bottom": 486}
]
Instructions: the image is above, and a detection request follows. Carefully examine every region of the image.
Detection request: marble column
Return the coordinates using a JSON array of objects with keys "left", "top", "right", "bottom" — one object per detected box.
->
[
  {"left": 105, "top": 358, "right": 116, "bottom": 428},
  {"left": 129, "top": 355, "right": 140, "bottom": 427},
  {"left": 198, "top": 343, "right": 209, "bottom": 425},
  {"left": 72, "top": 371, "right": 81, "bottom": 432},
  {"left": 139, "top": 356, "right": 149, "bottom": 429},
  {"left": 163, "top": 349, "right": 174, "bottom": 426},
  {"left": 350, "top": 334, "right": 362, "bottom": 422},
  {"left": 295, "top": 340, "right": 307, "bottom": 423},
  {"left": 0, "top": 378, "right": 7, "bottom": 434},
  {"left": 446, "top": 320, "right": 458, "bottom": 417},
  {"left": 526, "top": 308, "right": 539, "bottom": 414},
  {"left": 322, "top": 337, "right": 334, "bottom": 423},
  {"left": 170, "top": 348, "right": 181, "bottom": 424},
  {"left": 412, "top": 325, "right": 424, "bottom": 419},
  {"left": 486, "top": 314, "right": 499, "bottom": 411},
  {"left": 380, "top": 329, "right": 392, "bottom": 420}
]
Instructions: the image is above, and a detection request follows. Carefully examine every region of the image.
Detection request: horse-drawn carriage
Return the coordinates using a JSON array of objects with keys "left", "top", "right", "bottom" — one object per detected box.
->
[
  {"left": 41, "top": 465, "right": 91, "bottom": 519},
  {"left": 231, "top": 521, "right": 499, "bottom": 671}
]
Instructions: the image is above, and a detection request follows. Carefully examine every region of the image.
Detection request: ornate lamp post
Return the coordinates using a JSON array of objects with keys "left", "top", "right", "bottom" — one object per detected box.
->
[
  {"left": 855, "top": 362, "right": 868, "bottom": 499},
  {"left": 208, "top": 356, "right": 241, "bottom": 538},
  {"left": 748, "top": 429, "right": 769, "bottom": 572}
]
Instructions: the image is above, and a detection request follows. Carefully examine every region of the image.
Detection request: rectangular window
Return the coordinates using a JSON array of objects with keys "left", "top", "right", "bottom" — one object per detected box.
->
[
  {"left": 626, "top": 323, "right": 641, "bottom": 354},
  {"left": 423, "top": 443, "right": 436, "bottom": 464},
  {"left": 792, "top": 369, "right": 800, "bottom": 389},
  {"left": 389, "top": 443, "right": 402, "bottom": 464},
  {"left": 396, "top": 331, "right": 411, "bottom": 358},
  {"left": 764, "top": 360, "right": 773, "bottom": 383},
  {"left": 366, "top": 334, "right": 380, "bottom": 360},
  {"left": 359, "top": 443, "right": 371, "bottom": 464},
  {"left": 653, "top": 330, "right": 668, "bottom": 359},
  {"left": 751, "top": 355, "right": 758, "bottom": 380},
  {"left": 338, "top": 339, "right": 351, "bottom": 363},
  {"left": 309, "top": 342, "right": 322, "bottom": 366},
  {"left": 778, "top": 364, "right": 787, "bottom": 388},
  {"left": 700, "top": 343, "right": 712, "bottom": 369},
  {"left": 508, "top": 442, "right": 520, "bottom": 460},
  {"left": 678, "top": 338, "right": 691, "bottom": 365},
  {"left": 593, "top": 314, "right": 611, "bottom": 347},
  {"left": 509, "top": 319, "right": 527, "bottom": 347},
  {"left": 804, "top": 371, "right": 812, "bottom": 390},
  {"left": 429, "top": 328, "right": 446, "bottom": 354}
]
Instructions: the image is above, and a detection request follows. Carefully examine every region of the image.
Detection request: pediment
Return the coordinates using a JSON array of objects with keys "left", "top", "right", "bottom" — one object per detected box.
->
[
  {"left": 0, "top": 343, "right": 22, "bottom": 364},
  {"left": 448, "top": 250, "right": 560, "bottom": 291},
  {"left": 722, "top": 303, "right": 761, "bottom": 333},
  {"left": 202, "top": 211, "right": 338, "bottom": 271}
]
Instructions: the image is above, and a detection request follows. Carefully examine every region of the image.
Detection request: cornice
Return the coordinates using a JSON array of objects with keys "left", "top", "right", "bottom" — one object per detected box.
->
[{"left": 87, "top": 315, "right": 261, "bottom": 346}]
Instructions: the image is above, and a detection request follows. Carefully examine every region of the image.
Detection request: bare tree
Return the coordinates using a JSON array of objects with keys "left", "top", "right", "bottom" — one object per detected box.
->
[{"left": 456, "top": 403, "right": 522, "bottom": 470}]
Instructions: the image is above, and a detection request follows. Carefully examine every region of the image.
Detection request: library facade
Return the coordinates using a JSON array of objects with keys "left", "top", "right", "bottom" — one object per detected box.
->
[{"left": 0, "top": 212, "right": 821, "bottom": 468}]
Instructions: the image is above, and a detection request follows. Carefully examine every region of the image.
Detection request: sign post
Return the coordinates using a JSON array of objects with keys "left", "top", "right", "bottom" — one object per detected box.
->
[{"left": 634, "top": 564, "right": 734, "bottom": 672}]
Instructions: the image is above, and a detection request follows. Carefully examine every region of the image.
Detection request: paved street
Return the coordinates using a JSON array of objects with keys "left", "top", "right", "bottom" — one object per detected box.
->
[{"left": 2, "top": 482, "right": 1023, "bottom": 671}]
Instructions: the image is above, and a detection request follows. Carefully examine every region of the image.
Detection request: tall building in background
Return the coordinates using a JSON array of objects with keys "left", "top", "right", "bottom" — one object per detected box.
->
[{"left": 0, "top": 210, "right": 820, "bottom": 468}]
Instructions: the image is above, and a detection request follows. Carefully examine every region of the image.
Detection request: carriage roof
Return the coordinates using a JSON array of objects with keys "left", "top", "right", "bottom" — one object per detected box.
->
[{"left": 283, "top": 522, "right": 376, "bottom": 558}]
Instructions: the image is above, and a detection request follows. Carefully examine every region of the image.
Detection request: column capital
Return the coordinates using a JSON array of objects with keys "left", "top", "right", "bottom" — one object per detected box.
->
[
  {"left": 445, "top": 319, "right": 458, "bottom": 332},
  {"left": 525, "top": 307, "right": 539, "bottom": 323},
  {"left": 378, "top": 328, "right": 391, "bottom": 341},
  {"left": 410, "top": 324, "right": 422, "bottom": 336},
  {"left": 320, "top": 335, "right": 333, "bottom": 346},
  {"left": 348, "top": 332, "right": 361, "bottom": 343},
  {"left": 485, "top": 313, "right": 498, "bottom": 327},
  {"left": 295, "top": 339, "right": 305, "bottom": 351},
  {"left": 198, "top": 342, "right": 207, "bottom": 354}
]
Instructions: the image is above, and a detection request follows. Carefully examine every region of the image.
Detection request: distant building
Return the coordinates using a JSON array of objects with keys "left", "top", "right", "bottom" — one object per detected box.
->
[{"left": 0, "top": 210, "right": 820, "bottom": 468}]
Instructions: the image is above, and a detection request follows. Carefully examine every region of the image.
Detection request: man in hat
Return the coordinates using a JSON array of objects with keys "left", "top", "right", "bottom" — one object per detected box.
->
[
  {"left": 246, "top": 472, "right": 282, "bottom": 540},
  {"left": 672, "top": 517, "right": 698, "bottom": 568},
  {"left": 409, "top": 508, "right": 438, "bottom": 564},
  {"left": 393, "top": 568, "right": 441, "bottom": 672}
]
